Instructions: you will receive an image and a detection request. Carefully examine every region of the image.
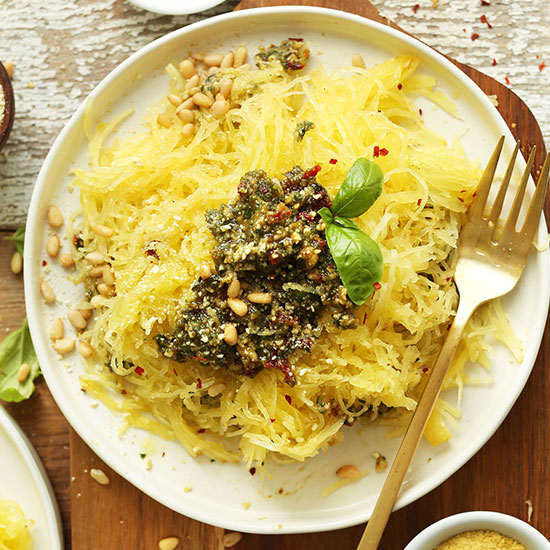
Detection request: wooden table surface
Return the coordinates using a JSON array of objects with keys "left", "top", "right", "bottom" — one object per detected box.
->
[{"left": 1, "top": 1, "right": 549, "bottom": 549}]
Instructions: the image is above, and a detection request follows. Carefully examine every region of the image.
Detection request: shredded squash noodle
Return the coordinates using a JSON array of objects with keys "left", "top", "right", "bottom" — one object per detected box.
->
[
  {"left": 72, "top": 51, "right": 522, "bottom": 467},
  {"left": 0, "top": 500, "right": 33, "bottom": 550}
]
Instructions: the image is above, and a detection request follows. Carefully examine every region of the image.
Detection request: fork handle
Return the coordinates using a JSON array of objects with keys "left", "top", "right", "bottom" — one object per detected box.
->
[{"left": 357, "top": 297, "right": 477, "bottom": 550}]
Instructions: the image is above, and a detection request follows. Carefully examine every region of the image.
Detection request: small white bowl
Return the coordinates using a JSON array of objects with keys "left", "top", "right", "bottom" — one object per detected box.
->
[{"left": 405, "top": 511, "right": 550, "bottom": 550}]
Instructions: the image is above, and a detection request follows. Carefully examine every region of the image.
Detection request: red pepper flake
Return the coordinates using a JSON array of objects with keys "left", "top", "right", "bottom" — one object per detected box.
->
[
  {"left": 471, "top": 33, "right": 480, "bottom": 41},
  {"left": 162, "top": 452, "right": 166, "bottom": 458},
  {"left": 288, "top": 37, "right": 304, "bottom": 42},
  {"left": 480, "top": 0, "right": 490, "bottom": 5},
  {"left": 249, "top": 467, "right": 256, "bottom": 476},
  {"left": 121, "top": 389, "right": 127, "bottom": 395},
  {"left": 304, "top": 165, "right": 321, "bottom": 178},
  {"left": 373, "top": 282, "right": 381, "bottom": 291},
  {"left": 329, "top": 158, "right": 338, "bottom": 165},
  {"left": 134, "top": 366, "right": 144, "bottom": 376},
  {"left": 80, "top": 388, "right": 87, "bottom": 392},
  {"left": 505, "top": 75, "right": 510, "bottom": 85},
  {"left": 492, "top": 58, "right": 497, "bottom": 66},
  {"left": 196, "top": 377, "right": 202, "bottom": 389},
  {"left": 374, "top": 146, "right": 388, "bottom": 157},
  {"left": 193, "top": 356, "right": 207, "bottom": 362},
  {"left": 539, "top": 61, "right": 546, "bottom": 72},
  {"left": 270, "top": 418, "right": 275, "bottom": 423},
  {"left": 480, "top": 14, "right": 492, "bottom": 28},
  {"left": 285, "top": 395, "right": 292, "bottom": 405},
  {"left": 412, "top": 3, "right": 420, "bottom": 13},
  {"left": 419, "top": 108, "right": 423, "bottom": 116},
  {"left": 42, "top": 260, "right": 47, "bottom": 266},
  {"left": 422, "top": 365, "right": 429, "bottom": 373},
  {"left": 458, "top": 197, "right": 464, "bottom": 203},
  {"left": 398, "top": 83, "right": 403, "bottom": 90},
  {"left": 197, "top": 428, "right": 206, "bottom": 434},
  {"left": 362, "top": 312, "right": 368, "bottom": 324},
  {"left": 379, "top": 147, "right": 389, "bottom": 157},
  {"left": 279, "top": 488, "right": 284, "bottom": 494},
  {"left": 446, "top": 277, "right": 451, "bottom": 282},
  {"left": 173, "top": 368, "right": 178, "bottom": 377},
  {"left": 331, "top": 407, "right": 339, "bottom": 417}
]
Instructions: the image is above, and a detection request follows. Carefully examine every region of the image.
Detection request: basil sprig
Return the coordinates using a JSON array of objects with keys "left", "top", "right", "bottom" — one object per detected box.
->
[
  {"left": 6, "top": 225, "right": 25, "bottom": 256},
  {"left": 319, "top": 158, "right": 383, "bottom": 305}
]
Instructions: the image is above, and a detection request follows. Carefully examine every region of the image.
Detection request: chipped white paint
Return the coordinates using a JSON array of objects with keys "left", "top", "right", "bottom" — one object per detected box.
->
[{"left": 0, "top": 0, "right": 547, "bottom": 228}]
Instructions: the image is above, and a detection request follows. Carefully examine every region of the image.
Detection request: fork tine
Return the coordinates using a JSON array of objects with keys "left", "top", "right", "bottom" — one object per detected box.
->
[
  {"left": 502, "top": 146, "right": 536, "bottom": 236},
  {"left": 519, "top": 152, "right": 550, "bottom": 239},
  {"left": 488, "top": 140, "right": 520, "bottom": 226},
  {"left": 468, "top": 135, "right": 505, "bottom": 220}
]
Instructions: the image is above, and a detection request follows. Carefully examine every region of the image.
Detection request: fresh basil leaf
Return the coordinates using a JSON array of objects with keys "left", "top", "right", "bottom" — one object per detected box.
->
[
  {"left": 325, "top": 217, "right": 383, "bottom": 305},
  {"left": 318, "top": 207, "right": 333, "bottom": 225},
  {"left": 332, "top": 158, "right": 383, "bottom": 218},
  {"left": 6, "top": 225, "right": 25, "bottom": 256},
  {"left": 0, "top": 319, "right": 40, "bottom": 403}
]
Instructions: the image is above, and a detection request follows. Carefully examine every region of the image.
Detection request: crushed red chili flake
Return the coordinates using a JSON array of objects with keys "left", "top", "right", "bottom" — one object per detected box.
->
[
  {"left": 173, "top": 368, "right": 178, "bottom": 376},
  {"left": 398, "top": 83, "right": 403, "bottom": 90},
  {"left": 480, "top": 0, "right": 490, "bottom": 5},
  {"left": 374, "top": 146, "right": 389, "bottom": 157},
  {"left": 480, "top": 14, "right": 492, "bottom": 28},
  {"left": 412, "top": 3, "right": 420, "bottom": 13},
  {"left": 80, "top": 388, "right": 86, "bottom": 392},
  {"left": 270, "top": 418, "right": 275, "bottom": 423},
  {"left": 288, "top": 37, "right": 304, "bottom": 42},
  {"left": 162, "top": 451, "right": 166, "bottom": 458},
  {"left": 304, "top": 165, "right": 321, "bottom": 178},
  {"left": 419, "top": 108, "right": 423, "bottom": 116},
  {"left": 121, "top": 389, "right": 127, "bottom": 394},
  {"left": 458, "top": 197, "right": 464, "bottom": 203},
  {"left": 362, "top": 312, "right": 368, "bottom": 324},
  {"left": 329, "top": 158, "right": 338, "bottom": 164},
  {"left": 249, "top": 467, "right": 256, "bottom": 476},
  {"left": 379, "top": 147, "right": 388, "bottom": 156},
  {"left": 539, "top": 61, "right": 546, "bottom": 72},
  {"left": 505, "top": 75, "right": 510, "bottom": 85},
  {"left": 417, "top": 198, "right": 422, "bottom": 206},
  {"left": 196, "top": 377, "right": 202, "bottom": 389},
  {"left": 373, "top": 282, "right": 381, "bottom": 291},
  {"left": 422, "top": 365, "right": 429, "bottom": 373},
  {"left": 492, "top": 58, "right": 497, "bottom": 66},
  {"left": 471, "top": 33, "right": 480, "bottom": 41},
  {"left": 42, "top": 260, "right": 47, "bottom": 266},
  {"left": 446, "top": 277, "right": 451, "bottom": 281},
  {"left": 197, "top": 428, "right": 206, "bottom": 434},
  {"left": 134, "top": 366, "right": 144, "bottom": 376},
  {"left": 285, "top": 394, "right": 292, "bottom": 405},
  {"left": 279, "top": 488, "right": 284, "bottom": 494},
  {"left": 193, "top": 356, "right": 207, "bottom": 362}
]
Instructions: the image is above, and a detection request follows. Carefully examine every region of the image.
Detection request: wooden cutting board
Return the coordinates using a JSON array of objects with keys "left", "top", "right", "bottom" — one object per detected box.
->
[{"left": 67, "top": 1, "right": 549, "bottom": 549}]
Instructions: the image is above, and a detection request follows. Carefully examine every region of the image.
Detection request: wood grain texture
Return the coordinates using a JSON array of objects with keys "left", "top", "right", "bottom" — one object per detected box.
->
[{"left": 0, "top": 1, "right": 548, "bottom": 549}]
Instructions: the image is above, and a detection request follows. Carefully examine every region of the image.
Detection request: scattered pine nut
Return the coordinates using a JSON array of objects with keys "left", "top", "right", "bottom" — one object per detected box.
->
[
  {"left": 10, "top": 251, "right": 22, "bottom": 274},
  {"left": 199, "top": 263, "right": 212, "bottom": 279},
  {"left": 158, "top": 537, "right": 179, "bottom": 550},
  {"left": 211, "top": 99, "right": 230, "bottom": 119},
  {"left": 204, "top": 53, "right": 223, "bottom": 67},
  {"left": 78, "top": 341, "right": 94, "bottom": 358},
  {"left": 185, "top": 74, "right": 201, "bottom": 90},
  {"left": 167, "top": 94, "right": 183, "bottom": 107},
  {"left": 239, "top": 63, "right": 251, "bottom": 71},
  {"left": 223, "top": 323, "right": 238, "bottom": 346},
  {"left": 181, "top": 123, "right": 195, "bottom": 138},
  {"left": 97, "top": 283, "right": 115, "bottom": 298},
  {"left": 208, "top": 382, "right": 226, "bottom": 397},
  {"left": 78, "top": 307, "right": 93, "bottom": 321},
  {"left": 88, "top": 264, "right": 106, "bottom": 278},
  {"left": 234, "top": 46, "right": 247, "bottom": 67},
  {"left": 177, "top": 98, "right": 195, "bottom": 112},
  {"left": 157, "top": 114, "right": 172, "bottom": 128},
  {"left": 336, "top": 464, "right": 360, "bottom": 479},
  {"left": 3, "top": 61, "right": 13, "bottom": 79},
  {"left": 227, "top": 297, "right": 247, "bottom": 317},
  {"left": 49, "top": 318, "right": 64, "bottom": 341},
  {"left": 40, "top": 280, "right": 56, "bottom": 303},
  {"left": 220, "top": 78, "right": 233, "bottom": 99},
  {"left": 93, "top": 224, "right": 114, "bottom": 238},
  {"left": 59, "top": 253, "right": 75, "bottom": 268},
  {"left": 17, "top": 363, "right": 30, "bottom": 384},
  {"left": 179, "top": 59, "right": 196, "bottom": 79},
  {"left": 46, "top": 234, "right": 60, "bottom": 258},
  {"left": 227, "top": 279, "right": 241, "bottom": 298},
  {"left": 52, "top": 338, "right": 75, "bottom": 355},
  {"left": 192, "top": 92, "right": 213, "bottom": 108},
  {"left": 102, "top": 265, "right": 115, "bottom": 286},
  {"left": 247, "top": 292, "right": 272, "bottom": 304},
  {"left": 176, "top": 109, "right": 194, "bottom": 123},
  {"left": 90, "top": 468, "right": 110, "bottom": 485},
  {"left": 68, "top": 309, "right": 87, "bottom": 330},
  {"left": 47, "top": 205, "right": 63, "bottom": 228},
  {"left": 85, "top": 252, "right": 104, "bottom": 265},
  {"left": 90, "top": 295, "right": 103, "bottom": 308},
  {"left": 351, "top": 53, "right": 365, "bottom": 69},
  {"left": 222, "top": 531, "right": 243, "bottom": 547},
  {"left": 221, "top": 52, "right": 234, "bottom": 68}
]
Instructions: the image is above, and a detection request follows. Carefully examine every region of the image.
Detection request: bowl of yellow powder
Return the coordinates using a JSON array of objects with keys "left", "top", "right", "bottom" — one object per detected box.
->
[{"left": 404, "top": 511, "right": 550, "bottom": 550}]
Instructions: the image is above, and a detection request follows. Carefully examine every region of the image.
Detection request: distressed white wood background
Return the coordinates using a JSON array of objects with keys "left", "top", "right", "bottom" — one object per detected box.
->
[{"left": 0, "top": 0, "right": 548, "bottom": 230}]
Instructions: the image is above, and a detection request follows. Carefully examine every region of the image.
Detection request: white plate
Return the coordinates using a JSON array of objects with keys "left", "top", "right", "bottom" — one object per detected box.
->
[
  {"left": 24, "top": 7, "right": 550, "bottom": 534},
  {"left": 126, "top": 0, "right": 225, "bottom": 15},
  {"left": 0, "top": 406, "right": 63, "bottom": 549}
]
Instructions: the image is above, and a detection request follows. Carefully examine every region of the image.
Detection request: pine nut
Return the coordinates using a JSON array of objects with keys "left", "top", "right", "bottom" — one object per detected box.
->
[
  {"left": 192, "top": 92, "right": 213, "bottom": 108},
  {"left": 68, "top": 309, "right": 87, "bottom": 330},
  {"left": 181, "top": 123, "right": 195, "bottom": 138},
  {"left": 89, "top": 264, "right": 106, "bottom": 278},
  {"left": 93, "top": 224, "right": 114, "bottom": 238},
  {"left": 222, "top": 531, "right": 243, "bottom": 547},
  {"left": 49, "top": 318, "right": 64, "bottom": 341},
  {"left": 52, "top": 338, "right": 75, "bottom": 355},
  {"left": 223, "top": 323, "right": 238, "bottom": 346},
  {"left": 227, "top": 279, "right": 240, "bottom": 298},
  {"left": 40, "top": 280, "right": 56, "bottom": 303},
  {"left": 239, "top": 63, "right": 251, "bottom": 71},
  {"left": 220, "top": 78, "right": 233, "bottom": 99},
  {"left": 210, "top": 99, "right": 230, "bottom": 119},
  {"left": 207, "top": 66, "right": 218, "bottom": 76},
  {"left": 227, "top": 297, "right": 247, "bottom": 317},
  {"left": 167, "top": 94, "right": 183, "bottom": 107},
  {"left": 176, "top": 109, "right": 194, "bottom": 123},
  {"left": 185, "top": 74, "right": 200, "bottom": 90},
  {"left": 17, "top": 363, "right": 30, "bottom": 383},
  {"left": 97, "top": 283, "right": 115, "bottom": 298},
  {"left": 234, "top": 46, "right": 247, "bottom": 67},
  {"left": 204, "top": 53, "right": 223, "bottom": 67},
  {"left": 90, "top": 468, "right": 110, "bottom": 485},
  {"left": 59, "top": 253, "right": 75, "bottom": 268},
  {"left": 3, "top": 61, "right": 14, "bottom": 79},
  {"left": 157, "top": 114, "right": 172, "bottom": 128},
  {"left": 247, "top": 292, "right": 272, "bottom": 304},
  {"left": 336, "top": 464, "right": 360, "bottom": 479},
  {"left": 221, "top": 52, "right": 234, "bottom": 68},
  {"left": 103, "top": 265, "right": 115, "bottom": 286},
  {"left": 208, "top": 382, "right": 226, "bottom": 397},
  {"left": 47, "top": 205, "right": 63, "bottom": 228},
  {"left": 199, "top": 263, "right": 212, "bottom": 279},
  {"left": 78, "top": 307, "right": 93, "bottom": 320},
  {"left": 179, "top": 59, "right": 196, "bottom": 79},
  {"left": 78, "top": 341, "right": 94, "bottom": 358},
  {"left": 177, "top": 98, "right": 195, "bottom": 112},
  {"left": 90, "top": 295, "right": 103, "bottom": 308},
  {"left": 46, "top": 234, "right": 60, "bottom": 258},
  {"left": 85, "top": 252, "right": 104, "bottom": 265},
  {"left": 352, "top": 53, "right": 365, "bottom": 69},
  {"left": 158, "top": 537, "right": 179, "bottom": 550},
  {"left": 10, "top": 251, "right": 22, "bottom": 274}
]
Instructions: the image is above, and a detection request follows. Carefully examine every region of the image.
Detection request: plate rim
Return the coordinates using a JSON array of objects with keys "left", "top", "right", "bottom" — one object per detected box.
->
[
  {"left": 126, "top": 0, "right": 226, "bottom": 15},
  {"left": 24, "top": 5, "right": 550, "bottom": 534}
]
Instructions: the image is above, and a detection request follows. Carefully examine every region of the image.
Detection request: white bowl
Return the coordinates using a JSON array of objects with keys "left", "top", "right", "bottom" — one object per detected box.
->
[
  {"left": 405, "top": 511, "right": 550, "bottom": 550},
  {"left": 25, "top": 6, "right": 550, "bottom": 534},
  {"left": 126, "top": 0, "right": 225, "bottom": 15}
]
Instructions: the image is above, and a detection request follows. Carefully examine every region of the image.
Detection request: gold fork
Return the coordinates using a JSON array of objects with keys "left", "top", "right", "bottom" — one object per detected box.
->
[{"left": 357, "top": 137, "right": 550, "bottom": 550}]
